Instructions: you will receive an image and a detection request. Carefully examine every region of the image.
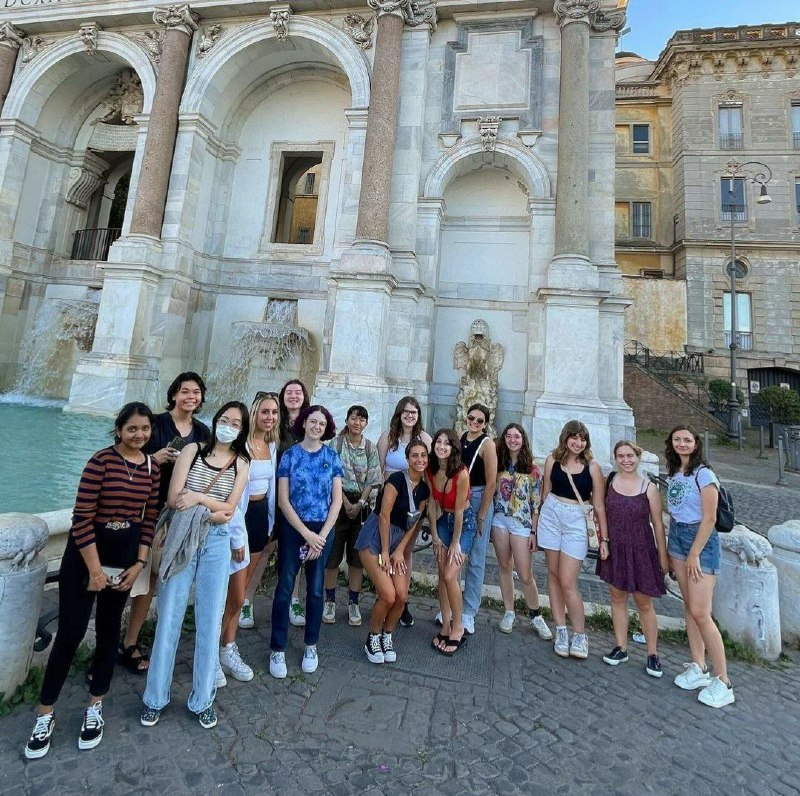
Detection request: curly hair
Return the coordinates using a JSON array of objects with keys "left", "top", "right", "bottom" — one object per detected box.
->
[
  {"left": 496, "top": 423, "right": 536, "bottom": 474},
  {"left": 292, "top": 404, "right": 337, "bottom": 442},
  {"left": 664, "top": 425, "right": 709, "bottom": 477},
  {"left": 428, "top": 428, "right": 464, "bottom": 479},
  {"left": 551, "top": 419, "right": 593, "bottom": 465},
  {"left": 387, "top": 396, "right": 424, "bottom": 450}
]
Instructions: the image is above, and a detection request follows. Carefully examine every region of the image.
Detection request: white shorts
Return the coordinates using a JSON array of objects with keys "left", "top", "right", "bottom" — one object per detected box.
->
[
  {"left": 536, "top": 494, "right": 588, "bottom": 561},
  {"left": 491, "top": 514, "right": 529, "bottom": 539}
]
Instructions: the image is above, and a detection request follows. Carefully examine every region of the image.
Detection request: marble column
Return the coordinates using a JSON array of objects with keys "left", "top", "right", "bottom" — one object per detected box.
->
[
  {"left": 129, "top": 4, "right": 198, "bottom": 238},
  {"left": 0, "top": 23, "right": 24, "bottom": 113}
]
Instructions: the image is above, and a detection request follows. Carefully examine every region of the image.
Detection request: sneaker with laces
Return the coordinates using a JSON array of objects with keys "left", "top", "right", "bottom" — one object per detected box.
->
[
  {"left": 140, "top": 707, "right": 161, "bottom": 727},
  {"left": 24, "top": 712, "right": 55, "bottom": 759},
  {"left": 399, "top": 604, "right": 414, "bottom": 627},
  {"left": 697, "top": 676, "right": 735, "bottom": 708},
  {"left": 302, "top": 645, "right": 318, "bottom": 674},
  {"left": 646, "top": 654, "right": 663, "bottom": 678},
  {"left": 499, "top": 611, "right": 516, "bottom": 634},
  {"left": 78, "top": 701, "right": 104, "bottom": 750},
  {"left": 215, "top": 661, "right": 228, "bottom": 689},
  {"left": 322, "top": 600, "right": 336, "bottom": 624},
  {"left": 364, "top": 633, "right": 385, "bottom": 664},
  {"left": 674, "top": 662, "right": 712, "bottom": 690},
  {"left": 603, "top": 646, "right": 629, "bottom": 666},
  {"left": 198, "top": 705, "right": 217, "bottom": 729},
  {"left": 554, "top": 626, "right": 570, "bottom": 657},
  {"left": 381, "top": 632, "right": 396, "bottom": 663},
  {"left": 531, "top": 615, "right": 553, "bottom": 640},
  {"left": 569, "top": 633, "right": 589, "bottom": 659},
  {"left": 220, "top": 642, "right": 254, "bottom": 682},
  {"left": 289, "top": 599, "right": 306, "bottom": 627},
  {"left": 269, "top": 651, "right": 287, "bottom": 679},
  {"left": 462, "top": 614, "right": 475, "bottom": 635},
  {"left": 238, "top": 600, "right": 254, "bottom": 629},
  {"left": 348, "top": 602, "right": 362, "bottom": 626}
]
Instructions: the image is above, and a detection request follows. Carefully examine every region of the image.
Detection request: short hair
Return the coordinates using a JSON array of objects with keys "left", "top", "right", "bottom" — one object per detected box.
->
[
  {"left": 292, "top": 404, "right": 337, "bottom": 442},
  {"left": 346, "top": 405, "right": 369, "bottom": 421},
  {"left": 165, "top": 371, "right": 207, "bottom": 412}
]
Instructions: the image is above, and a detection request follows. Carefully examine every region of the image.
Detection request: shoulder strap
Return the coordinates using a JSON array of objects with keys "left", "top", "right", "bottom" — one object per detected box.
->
[
  {"left": 365, "top": 438, "right": 373, "bottom": 458},
  {"left": 146, "top": 454, "right": 152, "bottom": 477},
  {"left": 564, "top": 467, "right": 589, "bottom": 512},
  {"left": 335, "top": 435, "right": 344, "bottom": 454},
  {"left": 404, "top": 473, "right": 416, "bottom": 512},
  {"left": 606, "top": 470, "right": 616, "bottom": 489},
  {"left": 467, "top": 436, "right": 488, "bottom": 474},
  {"left": 202, "top": 456, "right": 236, "bottom": 495}
]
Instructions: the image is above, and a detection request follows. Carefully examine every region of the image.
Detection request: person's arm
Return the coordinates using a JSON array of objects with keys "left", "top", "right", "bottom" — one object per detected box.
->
[
  {"left": 378, "top": 481, "right": 400, "bottom": 571},
  {"left": 647, "top": 482, "right": 669, "bottom": 574},
  {"left": 71, "top": 453, "right": 109, "bottom": 592},
  {"left": 377, "top": 431, "right": 389, "bottom": 477},
  {"left": 168, "top": 443, "right": 198, "bottom": 509},
  {"left": 590, "top": 461, "right": 609, "bottom": 559},
  {"left": 477, "top": 440, "right": 498, "bottom": 534},
  {"left": 528, "top": 470, "right": 541, "bottom": 553},
  {"left": 448, "top": 469, "right": 471, "bottom": 564},
  {"left": 362, "top": 442, "right": 382, "bottom": 502},
  {"left": 540, "top": 455, "right": 554, "bottom": 502},
  {"left": 392, "top": 496, "right": 428, "bottom": 574},
  {"left": 687, "top": 473, "right": 719, "bottom": 581},
  {"left": 267, "top": 443, "right": 276, "bottom": 535},
  {"left": 419, "top": 431, "right": 433, "bottom": 452}
]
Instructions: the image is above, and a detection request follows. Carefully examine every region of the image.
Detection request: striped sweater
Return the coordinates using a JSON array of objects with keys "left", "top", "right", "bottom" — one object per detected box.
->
[{"left": 71, "top": 447, "right": 161, "bottom": 549}]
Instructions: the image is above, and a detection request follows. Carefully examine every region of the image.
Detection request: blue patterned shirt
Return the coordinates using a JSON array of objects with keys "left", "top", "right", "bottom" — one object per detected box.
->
[{"left": 277, "top": 444, "right": 344, "bottom": 522}]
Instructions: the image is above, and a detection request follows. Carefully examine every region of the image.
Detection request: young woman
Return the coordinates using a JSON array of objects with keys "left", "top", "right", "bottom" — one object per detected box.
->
[
  {"left": 356, "top": 439, "right": 430, "bottom": 664},
  {"left": 140, "top": 402, "right": 250, "bottom": 731},
  {"left": 218, "top": 392, "right": 280, "bottom": 684},
  {"left": 269, "top": 405, "right": 343, "bottom": 679},
  {"left": 458, "top": 403, "right": 498, "bottom": 635},
  {"left": 597, "top": 441, "right": 668, "bottom": 677},
  {"left": 538, "top": 420, "right": 608, "bottom": 660},
  {"left": 665, "top": 425, "right": 734, "bottom": 708},
  {"left": 491, "top": 423, "right": 552, "bottom": 640},
  {"left": 25, "top": 403, "right": 160, "bottom": 759},
  {"left": 123, "top": 372, "right": 210, "bottom": 674},
  {"left": 323, "top": 405, "right": 382, "bottom": 626},
  {"left": 428, "top": 428, "right": 476, "bottom": 657},
  {"left": 377, "top": 396, "right": 432, "bottom": 627}
]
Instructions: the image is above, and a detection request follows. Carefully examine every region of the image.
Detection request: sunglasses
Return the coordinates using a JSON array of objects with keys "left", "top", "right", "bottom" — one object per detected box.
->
[
  {"left": 466, "top": 415, "right": 486, "bottom": 424},
  {"left": 253, "top": 391, "right": 280, "bottom": 403}
]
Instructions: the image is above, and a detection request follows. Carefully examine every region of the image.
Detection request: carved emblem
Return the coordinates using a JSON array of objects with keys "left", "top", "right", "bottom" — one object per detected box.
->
[
  {"left": 198, "top": 24, "right": 224, "bottom": 57},
  {"left": 20, "top": 35, "right": 52, "bottom": 67},
  {"left": 79, "top": 22, "right": 101, "bottom": 55},
  {"left": 0, "top": 22, "right": 25, "bottom": 52},
  {"left": 366, "top": 0, "right": 437, "bottom": 32},
  {"left": 343, "top": 13, "right": 374, "bottom": 50},
  {"left": 91, "top": 70, "right": 144, "bottom": 126},
  {"left": 130, "top": 29, "right": 165, "bottom": 65},
  {"left": 554, "top": 0, "right": 600, "bottom": 27},
  {"left": 153, "top": 4, "right": 199, "bottom": 34},
  {"left": 591, "top": 9, "right": 626, "bottom": 33},
  {"left": 478, "top": 116, "right": 502, "bottom": 152},
  {"left": 270, "top": 8, "right": 291, "bottom": 40}
]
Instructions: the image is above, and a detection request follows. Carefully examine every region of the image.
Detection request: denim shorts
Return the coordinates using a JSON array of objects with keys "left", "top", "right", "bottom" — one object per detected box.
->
[
  {"left": 667, "top": 519, "right": 721, "bottom": 575},
  {"left": 437, "top": 507, "right": 478, "bottom": 555}
]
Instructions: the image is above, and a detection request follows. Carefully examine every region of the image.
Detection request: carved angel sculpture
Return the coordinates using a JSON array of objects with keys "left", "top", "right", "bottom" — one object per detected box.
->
[{"left": 343, "top": 13, "right": 374, "bottom": 50}]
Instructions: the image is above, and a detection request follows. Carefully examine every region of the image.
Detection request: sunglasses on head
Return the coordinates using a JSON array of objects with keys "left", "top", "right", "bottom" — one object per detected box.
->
[{"left": 253, "top": 391, "right": 280, "bottom": 403}]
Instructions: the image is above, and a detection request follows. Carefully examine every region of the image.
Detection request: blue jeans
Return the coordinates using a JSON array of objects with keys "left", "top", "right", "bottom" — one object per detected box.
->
[
  {"left": 270, "top": 518, "right": 333, "bottom": 651},
  {"left": 668, "top": 519, "right": 721, "bottom": 575},
  {"left": 143, "top": 525, "right": 231, "bottom": 714},
  {"left": 462, "top": 486, "right": 494, "bottom": 618}
]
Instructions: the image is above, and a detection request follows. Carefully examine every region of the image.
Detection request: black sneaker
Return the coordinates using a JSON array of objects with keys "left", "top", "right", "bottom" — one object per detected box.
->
[
  {"left": 24, "top": 712, "right": 55, "bottom": 760},
  {"left": 364, "top": 633, "right": 385, "bottom": 664},
  {"left": 602, "top": 646, "right": 629, "bottom": 666},
  {"left": 78, "top": 701, "right": 104, "bottom": 750},
  {"left": 399, "top": 604, "right": 414, "bottom": 627},
  {"left": 198, "top": 705, "right": 217, "bottom": 729},
  {"left": 140, "top": 707, "right": 161, "bottom": 727},
  {"left": 646, "top": 654, "right": 663, "bottom": 678}
]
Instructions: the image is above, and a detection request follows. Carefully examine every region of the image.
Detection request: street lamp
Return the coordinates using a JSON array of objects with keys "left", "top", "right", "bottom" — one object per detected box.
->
[{"left": 724, "top": 159, "right": 772, "bottom": 441}]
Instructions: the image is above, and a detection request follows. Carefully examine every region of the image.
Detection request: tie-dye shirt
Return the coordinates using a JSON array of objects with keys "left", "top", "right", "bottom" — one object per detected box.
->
[
  {"left": 277, "top": 444, "right": 344, "bottom": 522},
  {"left": 493, "top": 463, "right": 543, "bottom": 531}
]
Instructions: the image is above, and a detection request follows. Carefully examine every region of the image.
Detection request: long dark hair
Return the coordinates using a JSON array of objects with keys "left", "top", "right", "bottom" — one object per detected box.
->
[
  {"left": 202, "top": 402, "right": 251, "bottom": 462},
  {"left": 664, "top": 424, "right": 709, "bottom": 477},
  {"left": 388, "top": 396, "right": 424, "bottom": 450},
  {"left": 292, "top": 404, "right": 336, "bottom": 442},
  {"left": 551, "top": 419, "right": 593, "bottom": 465},
  {"left": 496, "top": 423, "right": 535, "bottom": 474},
  {"left": 165, "top": 371, "right": 206, "bottom": 413},
  {"left": 429, "top": 428, "right": 464, "bottom": 479},
  {"left": 112, "top": 402, "right": 154, "bottom": 443}
]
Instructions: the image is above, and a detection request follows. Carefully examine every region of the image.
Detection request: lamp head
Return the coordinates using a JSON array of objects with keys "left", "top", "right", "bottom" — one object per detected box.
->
[{"left": 756, "top": 183, "right": 772, "bottom": 204}]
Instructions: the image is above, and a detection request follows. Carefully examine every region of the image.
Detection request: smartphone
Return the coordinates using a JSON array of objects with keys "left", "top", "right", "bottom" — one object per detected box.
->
[
  {"left": 299, "top": 544, "right": 310, "bottom": 562},
  {"left": 167, "top": 436, "right": 188, "bottom": 451}
]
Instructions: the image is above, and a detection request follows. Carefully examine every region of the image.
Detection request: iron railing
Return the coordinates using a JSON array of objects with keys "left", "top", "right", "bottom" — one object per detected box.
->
[
  {"left": 719, "top": 133, "right": 743, "bottom": 150},
  {"left": 70, "top": 227, "right": 122, "bottom": 261},
  {"left": 724, "top": 330, "right": 753, "bottom": 351},
  {"left": 624, "top": 340, "right": 705, "bottom": 374}
]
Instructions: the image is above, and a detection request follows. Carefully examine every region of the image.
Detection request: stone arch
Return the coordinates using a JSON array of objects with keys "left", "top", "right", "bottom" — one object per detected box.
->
[
  {"left": 181, "top": 16, "right": 371, "bottom": 123},
  {"left": 3, "top": 32, "right": 157, "bottom": 125},
  {"left": 424, "top": 139, "right": 552, "bottom": 201}
]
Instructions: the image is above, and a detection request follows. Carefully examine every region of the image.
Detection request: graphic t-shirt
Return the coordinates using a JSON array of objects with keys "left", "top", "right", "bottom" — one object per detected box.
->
[
  {"left": 493, "top": 463, "right": 543, "bottom": 531},
  {"left": 277, "top": 444, "right": 344, "bottom": 522},
  {"left": 667, "top": 466, "right": 719, "bottom": 524}
]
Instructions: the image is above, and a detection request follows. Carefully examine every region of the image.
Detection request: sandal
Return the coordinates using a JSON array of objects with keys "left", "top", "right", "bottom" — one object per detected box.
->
[
  {"left": 431, "top": 633, "right": 449, "bottom": 652},
  {"left": 440, "top": 635, "right": 468, "bottom": 657},
  {"left": 117, "top": 643, "right": 149, "bottom": 674}
]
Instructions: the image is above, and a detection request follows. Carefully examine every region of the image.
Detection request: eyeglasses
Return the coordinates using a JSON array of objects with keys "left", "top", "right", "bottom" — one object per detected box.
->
[
  {"left": 253, "top": 391, "right": 280, "bottom": 403},
  {"left": 402, "top": 410, "right": 419, "bottom": 417},
  {"left": 466, "top": 415, "right": 485, "bottom": 425}
]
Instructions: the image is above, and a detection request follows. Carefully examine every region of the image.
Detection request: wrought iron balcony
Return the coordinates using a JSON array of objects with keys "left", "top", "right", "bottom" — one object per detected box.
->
[
  {"left": 724, "top": 331, "right": 753, "bottom": 351},
  {"left": 70, "top": 227, "right": 122, "bottom": 261},
  {"left": 719, "top": 132, "right": 743, "bottom": 150}
]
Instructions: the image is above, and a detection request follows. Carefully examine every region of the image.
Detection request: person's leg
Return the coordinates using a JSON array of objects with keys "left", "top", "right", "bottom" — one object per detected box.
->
[
  {"left": 462, "top": 487, "right": 492, "bottom": 619},
  {"left": 123, "top": 582, "right": 156, "bottom": 662},
  {"left": 509, "top": 534, "right": 540, "bottom": 610},
  {"left": 609, "top": 586, "right": 630, "bottom": 651},
  {"left": 492, "top": 528, "right": 515, "bottom": 611},
  {"left": 557, "top": 553, "right": 585, "bottom": 633},
  {"left": 633, "top": 592, "right": 659, "bottom": 656},
  {"left": 89, "top": 587, "right": 130, "bottom": 699},
  {"left": 361, "top": 551, "right": 396, "bottom": 634},
  {"left": 544, "top": 549, "right": 565, "bottom": 625},
  {"left": 221, "top": 568, "right": 247, "bottom": 646},
  {"left": 443, "top": 559, "right": 465, "bottom": 639},
  {"left": 302, "top": 530, "right": 334, "bottom": 647},
  {"left": 270, "top": 522, "right": 303, "bottom": 652},
  {"left": 346, "top": 515, "right": 365, "bottom": 604},
  {"left": 324, "top": 511, "right": 348, "bottom": 604},
  {"left": 684, "top": 575, "right": 728, "bottom": 683},
  {"left": 385, "top": 571, "right": 409, "bottom": 632},
  {"left": 434, "top": 556, "right": 451, "bottom": 649},
  {"left": 670, "top": 557, "right": 706, "bottom": 666},
  {"left": 244, "top": 548, "right": 270, "bottom": 602}
]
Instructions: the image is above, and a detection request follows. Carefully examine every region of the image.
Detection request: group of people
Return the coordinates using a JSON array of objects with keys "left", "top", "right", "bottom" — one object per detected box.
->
[{"left": 23, "top": 374, "right": 734, "bottom": 759}]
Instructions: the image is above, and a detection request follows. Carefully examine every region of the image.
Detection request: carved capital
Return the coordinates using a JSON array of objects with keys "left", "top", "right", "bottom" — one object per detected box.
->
[
  {"left": 590, "top": 8, "right": 626, "bottom": 33},
  {"left": 19, "top": 35, "right": 52, "bottom": 68},
  {"left": 79, "top": 22, "right": 101, "bottom": 55},
  {"left": 554, "top": 0, "right": 600, "bottom": 28},
  {"left": 269, "top": 5, "right": 292, "bottom": 40},
  {"left": 197, "top": 24, "right": 224, "bottom": 58},
  {"left": 0, "top": 22, "right": 25, "bottom": 52},
  {"left": 367, "top": 0, "right": 437, "bottom": 32},
  {"left": 153, "top": 4, "right": 199, "bottom": 36},
  {"left": 129, "top": 29, "right": 164, "bottom": 65}
]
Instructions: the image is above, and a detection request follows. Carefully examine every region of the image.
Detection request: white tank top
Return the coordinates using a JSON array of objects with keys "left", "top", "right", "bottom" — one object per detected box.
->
[
  {"left": 384, "top": 445, "right": 408, "bottom": 476},
  {"left": 249, "top": 457, "right": 274, "bottom": 497}
]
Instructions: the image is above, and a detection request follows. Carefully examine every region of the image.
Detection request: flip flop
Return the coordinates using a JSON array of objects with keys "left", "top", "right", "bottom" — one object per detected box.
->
[
  {"left": 440, "top": 635, "right": 468, "bottom": 657},
  {"left": 431, "top": 633, "right": 449, "bottom": 652}
]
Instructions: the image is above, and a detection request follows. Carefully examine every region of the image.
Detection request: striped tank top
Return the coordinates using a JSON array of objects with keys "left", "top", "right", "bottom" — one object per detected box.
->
[{"left": 185, "top": 449, "right": 238, "bottom": 501}]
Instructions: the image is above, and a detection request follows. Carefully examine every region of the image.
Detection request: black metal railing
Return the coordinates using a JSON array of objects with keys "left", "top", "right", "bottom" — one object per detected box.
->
[
  {"left": 722, "top": 203, "right": 746, "bottom": 222},
  {"left": 724, "top": 330, "right": 753, "bottom": 351},
  {"left": 719, "top": 132, "right": 743, "bottom": 150},
  {"left": 70, "top": 227, "right": 122, "bottom": 261},
  {"left": 624, "top": 340, "right": 705, "bottom": 374}
]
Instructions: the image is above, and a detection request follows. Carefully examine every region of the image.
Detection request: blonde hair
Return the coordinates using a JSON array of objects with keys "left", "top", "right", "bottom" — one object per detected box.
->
[
  {"left": 613, "top": 439, "right": 643, "bottom": 459},
  {"left": 249, "top": 393, "right": 281, "bottom": 448}
]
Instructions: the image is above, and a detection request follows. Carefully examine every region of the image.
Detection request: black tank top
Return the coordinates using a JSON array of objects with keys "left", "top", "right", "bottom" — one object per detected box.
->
[
  {"left": 550, "top": 461, "right": 592, "bottom": 501},
  {"left": 460, "top": 433, "right": 488, "bottom": 487}
]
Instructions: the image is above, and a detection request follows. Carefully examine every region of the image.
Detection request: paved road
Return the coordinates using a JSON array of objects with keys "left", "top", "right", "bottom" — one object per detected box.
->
[{"left": 2, "top": 591, "right": 798, "bottom": 796}]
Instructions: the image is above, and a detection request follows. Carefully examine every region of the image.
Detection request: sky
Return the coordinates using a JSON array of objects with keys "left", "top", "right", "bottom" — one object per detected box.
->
[{"left": 623, "top": 1, "right": 799, "bottom": 60}]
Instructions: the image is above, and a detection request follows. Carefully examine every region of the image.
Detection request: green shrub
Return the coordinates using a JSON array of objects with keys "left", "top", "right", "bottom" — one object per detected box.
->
[
  {"left": 708, "top": 378, "right": 743, "bottom": 410},
  {"left": 752, "top": 386, "right": 800, "bottom": 424}
]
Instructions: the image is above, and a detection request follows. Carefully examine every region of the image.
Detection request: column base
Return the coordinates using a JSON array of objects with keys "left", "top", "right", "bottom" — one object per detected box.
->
[{"left": 547, "top": 253, "right": 599, "bottom": 290}]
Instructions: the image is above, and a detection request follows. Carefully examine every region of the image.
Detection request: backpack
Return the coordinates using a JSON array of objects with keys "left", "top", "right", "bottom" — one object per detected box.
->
[
  {"left": 694, "top": 466, "right": 735, "bottom": 533},
  {"left": 334, "top": 434, "right": 373, "bottom": 460}
]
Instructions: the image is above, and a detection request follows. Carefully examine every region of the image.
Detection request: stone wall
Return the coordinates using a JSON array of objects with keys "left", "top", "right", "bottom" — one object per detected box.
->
[{"left": 622, "top": 275, "right": 686, "bottom": 352}]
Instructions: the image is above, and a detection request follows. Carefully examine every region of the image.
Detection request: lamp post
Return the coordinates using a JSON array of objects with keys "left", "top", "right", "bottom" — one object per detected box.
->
[{"left": 724, "top": 159, "right": 772, "bottom": 441}]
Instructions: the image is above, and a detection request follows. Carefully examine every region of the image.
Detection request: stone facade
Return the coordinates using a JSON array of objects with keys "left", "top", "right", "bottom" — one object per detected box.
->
[{"left": 0, "top": 0, "right": 633, "bottom": 462}]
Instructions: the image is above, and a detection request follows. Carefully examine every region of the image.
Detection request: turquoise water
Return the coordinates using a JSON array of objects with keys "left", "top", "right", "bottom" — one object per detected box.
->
[{"left": 0, "top": 399, "right": 112, "bottom": 514}]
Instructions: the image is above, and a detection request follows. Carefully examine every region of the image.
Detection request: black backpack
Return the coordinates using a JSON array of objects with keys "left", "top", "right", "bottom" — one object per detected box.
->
[{"left": 694, "top": 466, "right": 735, "bottom": 533}]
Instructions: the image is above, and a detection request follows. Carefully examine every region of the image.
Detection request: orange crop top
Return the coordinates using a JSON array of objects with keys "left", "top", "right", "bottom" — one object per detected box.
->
[{"left": 427, "top": 466, "right": 468, "bottom": 511}]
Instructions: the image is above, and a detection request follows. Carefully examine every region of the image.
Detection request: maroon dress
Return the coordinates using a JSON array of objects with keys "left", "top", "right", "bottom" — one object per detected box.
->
[{"left": 596, "top": 480, "right": 665, "bottom": 598}]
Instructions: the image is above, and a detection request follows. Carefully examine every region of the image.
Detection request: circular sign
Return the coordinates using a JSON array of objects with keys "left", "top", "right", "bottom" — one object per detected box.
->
[{"left": 725, "top": 260, "right": 748, "bottom": 279}]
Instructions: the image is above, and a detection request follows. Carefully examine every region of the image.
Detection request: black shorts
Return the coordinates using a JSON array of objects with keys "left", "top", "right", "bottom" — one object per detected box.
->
[
  {"left": 328, "top": 504, "right": 367, "bottom": 569},
  {"left": 245, "top": 498, "right": 271, "bottom": 554}
]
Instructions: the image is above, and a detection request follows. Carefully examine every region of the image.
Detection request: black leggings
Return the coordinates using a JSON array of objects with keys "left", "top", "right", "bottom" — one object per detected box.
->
[{"left": 39, "top": 540, "right": 129, "bottom": 705}]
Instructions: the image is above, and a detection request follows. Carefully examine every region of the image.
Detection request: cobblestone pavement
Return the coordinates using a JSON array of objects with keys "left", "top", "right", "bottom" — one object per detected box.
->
[{"left": 2, "top": 591, "right": 799, "bottom": 796}]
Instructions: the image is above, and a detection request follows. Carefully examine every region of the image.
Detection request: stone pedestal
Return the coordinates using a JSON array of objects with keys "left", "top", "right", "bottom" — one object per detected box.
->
[
  {"left": 767, "top": 520, "right": 800, "bottom": 644},
  {"left": 713, "top": 526, "right": 781, "bottom": 661}
]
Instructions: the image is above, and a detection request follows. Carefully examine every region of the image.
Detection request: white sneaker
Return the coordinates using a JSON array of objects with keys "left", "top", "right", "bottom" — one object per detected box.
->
[
  {"left": 322, "top": 601, "right": 336, "bottom": 624},
  {"left": 364, "top": 633, "right": 385, "bottom": 664},
  {"left": 674, "top": 662, "right": 712, "bottom": 691},
  {"left": 348, "top": 603, "right": 362, "bottom": 626},
  {"left": 269, "top": 651, "right": 287, "bottom": 679},
  {"left": 302, "top": 645, "right": 318, "bottom": 674},
  {"left": 462, "top": 614, "right": 475, "bottom": 635},
  {"left": 381, "top": 632, "right": 396, "bottom": 663},
  {"left": 499, "top": 611, "right": 515, "bottom": 634},
  {"left": 554, "top": 626, "right": 569, "bottom": 657},
  {"left": 569, "top": 633, "right": 589, "bottom": 659},
  {"left": 289, "top": 599, "right": 306, "bottom": 627},
  {"left": 434, "top": 612, "right": 443, "bottom": 627},
  {"left": 697, "top": 676, "right": 735, "bottom": 708},
  {"left": 215, "top": 660, "right": 228, "bottom": 688},
  {"left": 238, "top": 599, "right": 254, "bottom": 629},
  {"left": 531, "top": 614, "right": 553, "bottom": 640},
  {"left": 219, "top": 642, "right": 254, "bottom": 682}
]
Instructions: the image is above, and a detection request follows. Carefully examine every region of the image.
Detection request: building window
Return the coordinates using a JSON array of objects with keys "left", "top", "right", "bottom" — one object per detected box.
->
[
  {"left": 723, "top": 292, "right": 753, "bottom": 351},
  {"left": 631, "top": 202, "right": 652, "bottom": 238},
  {"left": 719, "top": 105, "right": 743, "bottom": 149},
  {"left": 273, "top": 154, "right": 323, "bottom": 245},
  {"left": 795, "top": 178, "right": 800, "bottom": 223},
  {"left": 632, "top": 124, "right": 650, "bottom": 154},
  {"left": 721, "top": 177, "right": 746, "bottom": 221},
  {"left": 792, "top": 102, "right": 800, "bottom": 150}
]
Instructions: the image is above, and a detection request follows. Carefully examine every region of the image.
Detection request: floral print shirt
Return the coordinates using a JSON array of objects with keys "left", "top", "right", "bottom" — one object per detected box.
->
[{"left": 493, "top": 463, "right": 542, "bottom": 531}]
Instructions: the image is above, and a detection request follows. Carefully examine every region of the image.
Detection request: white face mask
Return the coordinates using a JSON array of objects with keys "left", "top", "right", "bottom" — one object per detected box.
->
[{"left": 215, "top": 424, "right": 239, "bottom": 444}]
